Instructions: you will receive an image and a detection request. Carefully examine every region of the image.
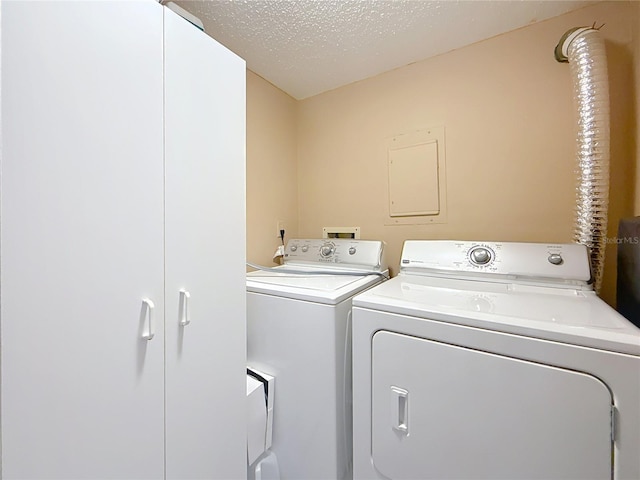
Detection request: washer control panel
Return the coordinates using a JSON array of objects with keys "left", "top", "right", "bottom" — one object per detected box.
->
[
  {"left": 400, "top": 240, "right": 591, "bottom": 284},
  {"left": 285, "top": 239, "right": 385, "bottom": 270}
]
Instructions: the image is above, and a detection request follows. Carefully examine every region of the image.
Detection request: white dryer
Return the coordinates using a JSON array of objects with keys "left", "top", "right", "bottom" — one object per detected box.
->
[
  {"left": 247, "top": 239, "right": 387, "bottom": 480},
  {"left": 352, "top": 240, "right": 640, "bottom": 480}
]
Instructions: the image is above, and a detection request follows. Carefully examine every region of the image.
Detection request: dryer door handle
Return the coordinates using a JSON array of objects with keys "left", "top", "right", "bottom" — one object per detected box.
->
[{"left": 391, "top": 386, "right": 409, "bottom": 434}]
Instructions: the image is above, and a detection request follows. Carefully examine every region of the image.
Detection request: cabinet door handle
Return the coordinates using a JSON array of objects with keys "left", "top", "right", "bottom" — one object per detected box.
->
[
  {"left": 142, "top": 298, "right": 155, "bottom": 340},
  {"left": 391, "top": 386, "right": 409, "bottom": 434},
  {"left": 179, "top": 290, "right": 191, "bottom": 326}
]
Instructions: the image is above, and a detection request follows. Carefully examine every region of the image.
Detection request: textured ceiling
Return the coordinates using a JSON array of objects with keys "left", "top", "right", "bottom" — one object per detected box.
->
[{"left": 175, "top": 0, "right": 595, "bottom": 99}]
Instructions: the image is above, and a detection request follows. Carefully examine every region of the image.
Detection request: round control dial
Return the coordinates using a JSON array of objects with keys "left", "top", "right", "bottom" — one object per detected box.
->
[
  {"left": 548, "top": 253, "right": 563, "bottom": 265},
  {"left": 469, "top": 246, "right": 493, "bottom": 266},
  {"left": 320, "top": 243, "right": 335, "bottom": 258},
  {"left": 348, "top": 247, "right": 356, "bottom": 255}
]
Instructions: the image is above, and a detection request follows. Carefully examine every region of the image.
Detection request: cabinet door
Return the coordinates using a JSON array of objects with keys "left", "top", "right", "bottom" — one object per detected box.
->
[
  {"left": 164, "top": 8, "right": 246, "bottom": 479},
  {"left": 1, "top": 1, "right": 165, "bottom": 478}
]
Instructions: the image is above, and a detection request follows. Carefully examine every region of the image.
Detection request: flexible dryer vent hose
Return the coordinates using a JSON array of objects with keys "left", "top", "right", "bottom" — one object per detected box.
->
[{"left": 555, "top": 27, "right": 610, "bottom": 293}]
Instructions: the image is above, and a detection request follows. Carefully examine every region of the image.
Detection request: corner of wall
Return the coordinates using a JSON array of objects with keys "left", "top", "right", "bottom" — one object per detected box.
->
[{"left": 246, "top": 70, "right": 299, "bottom": 266}]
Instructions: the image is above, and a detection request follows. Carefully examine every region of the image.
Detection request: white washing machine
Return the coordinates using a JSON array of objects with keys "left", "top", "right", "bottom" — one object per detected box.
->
[
  {"left": 352, "top": 240, "right": 640, "bottom": 480},
  {"left": 247, "top": 238, "right": 388, "bottom": 480}
]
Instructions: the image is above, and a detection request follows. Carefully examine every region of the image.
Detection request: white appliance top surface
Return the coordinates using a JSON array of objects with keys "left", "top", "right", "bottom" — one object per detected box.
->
[
  {"left": 247, "top": 238, "right": 387, "bottom": 304},
  {"left": 248, "top": 266, "right": 373, "bottom": 291},
  {"left": 353, "top": 274, "right": 640, "bottom": 355},
  {"left": 247, "top": 267, "right": 386, "bottom": 304}
]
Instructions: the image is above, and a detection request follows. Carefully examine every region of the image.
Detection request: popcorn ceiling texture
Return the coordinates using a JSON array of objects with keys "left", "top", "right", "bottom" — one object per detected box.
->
[{"left": 176, "top": 0, "right": 594, "bottom": 99}]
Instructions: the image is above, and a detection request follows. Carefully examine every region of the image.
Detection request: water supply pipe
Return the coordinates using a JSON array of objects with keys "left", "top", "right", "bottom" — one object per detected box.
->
[{"left": 555, "top": 26, "right": 610, "bottom": 293}]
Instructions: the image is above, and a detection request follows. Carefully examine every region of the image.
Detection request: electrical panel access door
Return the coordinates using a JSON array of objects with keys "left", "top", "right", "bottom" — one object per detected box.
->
[{"left": 371, "top": 330, "right": 613, "bottom": 480}]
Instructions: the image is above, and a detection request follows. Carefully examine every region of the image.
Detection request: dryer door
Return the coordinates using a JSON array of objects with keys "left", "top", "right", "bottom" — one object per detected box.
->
[{"left": 372, "top": 331, "right": 613, "bottom": 480}]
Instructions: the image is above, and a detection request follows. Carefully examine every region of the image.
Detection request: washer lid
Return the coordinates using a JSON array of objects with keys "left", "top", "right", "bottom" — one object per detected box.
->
[
  {"left": 247, "top": 267, "right": 386, "bottom": 304},
  {"left": 353, "top": 275, "right": 640, "bottom": 355}
]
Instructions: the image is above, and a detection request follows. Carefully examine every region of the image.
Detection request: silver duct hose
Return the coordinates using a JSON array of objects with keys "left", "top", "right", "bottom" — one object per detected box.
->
[{"left": 555, "top": 27, "right": 610, "bottom": 293}]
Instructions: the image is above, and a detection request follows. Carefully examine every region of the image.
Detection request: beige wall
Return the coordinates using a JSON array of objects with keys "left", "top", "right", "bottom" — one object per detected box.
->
[
  {"left": 245, "top": 1, "right": 638, "bottom": 304},
  {"left": 246, "top": 70, "right": 298, "bottom": 266},
  {"left": 295, "top": 1, "right": 637, "bottom": 305}
]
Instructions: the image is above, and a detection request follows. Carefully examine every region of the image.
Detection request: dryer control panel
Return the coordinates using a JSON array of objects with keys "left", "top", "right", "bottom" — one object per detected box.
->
[
  {"left": 400, "top": 240, "right": 592, "bottom": 286},
  {"left": 285, "top": 239, "right": 385, "bottom": 271}
]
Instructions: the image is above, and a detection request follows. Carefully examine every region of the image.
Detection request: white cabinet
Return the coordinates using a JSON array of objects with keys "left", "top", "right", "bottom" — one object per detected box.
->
[
  {"left": 163, "top": 7, "right": 246, "bottom": 479},
  {"left": 0, "top": 1, "right": 246, "bottom": 478}
]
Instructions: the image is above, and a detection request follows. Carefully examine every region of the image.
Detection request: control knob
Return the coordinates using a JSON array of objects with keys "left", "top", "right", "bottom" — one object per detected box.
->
[
  {"left": 301, "top": 245, "right": 309, "bottom": 253},
  {"left": 320, "top": 244, "right": 334, "bottom": 257},
  {"left": 290, "top": 245, "right": 297, "bottom": 252},
  {"left": 548, "top": 253, "right": 563, "bottom": 265},
  {"left": 348, "top": 247, "right": 356, "bottom": 255},
  {"left": 469, "top": 247, "right": 492, "bottom": 265}
]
